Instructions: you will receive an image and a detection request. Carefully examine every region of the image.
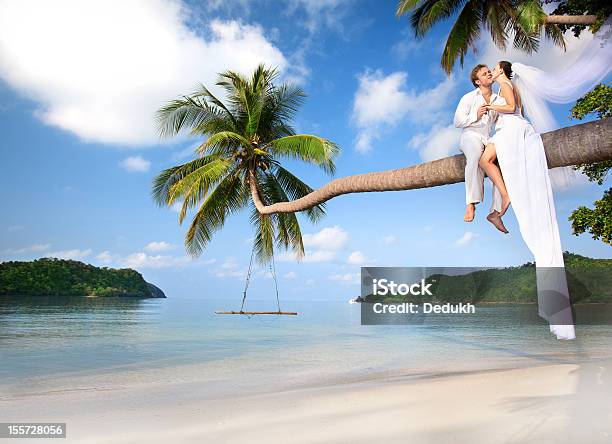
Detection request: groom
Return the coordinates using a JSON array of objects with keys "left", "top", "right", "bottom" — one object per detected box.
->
[{"left": 454, "top": 64, "right": 506, "bottom": 231}]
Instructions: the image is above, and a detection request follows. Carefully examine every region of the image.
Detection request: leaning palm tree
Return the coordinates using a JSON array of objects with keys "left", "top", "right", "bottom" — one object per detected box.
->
[
  {"left": 396, "top": 0, "right": 599, "bottom": 74},
  {"left": 249, "top": 119, "right": 612, "bottom": 215},
  {"left": 152, "top": 64, "right": 340, "bottom": 266}
]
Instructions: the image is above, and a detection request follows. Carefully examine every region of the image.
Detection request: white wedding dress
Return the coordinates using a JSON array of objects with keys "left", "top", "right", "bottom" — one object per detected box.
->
[{"left": 489, "top": 79, "right": 576, "bottom": 340}]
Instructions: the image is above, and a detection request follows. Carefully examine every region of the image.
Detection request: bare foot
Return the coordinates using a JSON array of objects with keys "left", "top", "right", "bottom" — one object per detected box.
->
[
  {"left": 464, "top": 204, "right": 475, "bottom": 222},
  {"left": 499, "top": 196, "right": 511, "bottom": 217},
  {"left": 487, "top": 210, "right": 509, "bottom": 234}
]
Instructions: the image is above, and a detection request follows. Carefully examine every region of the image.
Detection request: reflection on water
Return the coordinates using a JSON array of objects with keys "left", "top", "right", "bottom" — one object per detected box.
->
[
  {"left": 0, "top": 296, "right": 154, "bottom": 342},
  {"left": 1, "top": 295, "right": 612, "bottom": 387}
]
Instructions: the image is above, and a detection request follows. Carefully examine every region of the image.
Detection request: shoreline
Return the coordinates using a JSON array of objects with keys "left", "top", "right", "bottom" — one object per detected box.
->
[{"left": 2, "top": 359, "right": 611, "bottom": 443}]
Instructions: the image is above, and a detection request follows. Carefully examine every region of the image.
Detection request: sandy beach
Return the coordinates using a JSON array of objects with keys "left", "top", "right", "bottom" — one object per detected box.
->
[{"left": 3, "top": 359, "right": 611, "bottom": 444}]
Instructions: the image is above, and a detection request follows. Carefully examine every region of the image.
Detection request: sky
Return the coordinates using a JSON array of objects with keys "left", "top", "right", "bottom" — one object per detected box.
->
[{"left": 0, "top": 0, "right": 610, "bottom": 304}]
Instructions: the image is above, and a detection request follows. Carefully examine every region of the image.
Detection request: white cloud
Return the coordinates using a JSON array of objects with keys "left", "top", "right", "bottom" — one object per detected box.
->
[
  {"left": 221, "top": 257, "right": 240, "bottom": 269},
  {"left": 353, "top": 71, "right": 411, "bottom": 128},
  {"left": 96, "top": 250, "right": 117, "bottom": 265},
  {"left": 303, "top": 225, "right": 349, "bottom": 251},
  {"left": 454, "top": 231, "right": 477, "bottom": 247},
  {"left": 278, "top": 225, "right": 350, "bottom": 263},
  {"left": 329, "top": 272, "right": 360, "bottom": 283},
  {"left": 346, "top": 250, "right": 376, "bottom": 265},
  {"left": 257, "top": 269, "right": 274, "bottom": 279},
  {"left": 278, "top": 249, "right": 337, "bottom": 263},
  {"left": 119, "top": 156, "right": 151, "bottom": 172},
  {"left": 212, "top": 266, "right": 247, "bottom": 279},
  {"left": 6, "top": 224, "right": 24, "bottom": 232},
  {"left": 145, "top": 241, "right": 176, "bottom": 252},
  {"left": 171, "top": 143, "right": 199, "bottom": 162},
  {"left": 347, "top": 251, "right": 366, "bottom": 264},
  {"left": 4, "top": 243, "right": 50, "bottom": 254},
  {"left": 94, "top": 249, "right": 214, "bottom": 269},
  {"left": 45, "top": 248, "right": 92, "bottom": 260},
  {"left": 351, "top": 69, "right": 456, "bottom": 153},
  {"left": 408, "top": 124, "right": 462, "bottom": 162},
  {"left": 123, "top": 252, "right": 214, "bottom": 269},
  {"left": 382, "top": 235, "right": 399, "bottom": 245},
  {"left": 286, "top": 0, "right": 353, "bottom": 34},
  {"left": 0, "top": 0, "right": 289, "bottom": 146},
  {"left": 284, "top": 271, "right": 298, "bottom": 280},
  {"left": 391, "top": 28, "right": 429, "bottom": 60}
]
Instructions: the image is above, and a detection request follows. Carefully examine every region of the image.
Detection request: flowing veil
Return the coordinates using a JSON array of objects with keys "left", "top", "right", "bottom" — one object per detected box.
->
[
  {"left": 511, "top": 16, "right": 612, "bottom": 187},
  {"left": 505, "top": 18, "right": 611, "bottom": 339},
  {"left": 512, "top": 18, "right": 611, "bottom": 132}
]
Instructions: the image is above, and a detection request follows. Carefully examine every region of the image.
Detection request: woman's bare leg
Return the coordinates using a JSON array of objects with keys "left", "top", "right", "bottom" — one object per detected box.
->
[{"left": 480, "top": 143, "right": 511, "bottom": 216}]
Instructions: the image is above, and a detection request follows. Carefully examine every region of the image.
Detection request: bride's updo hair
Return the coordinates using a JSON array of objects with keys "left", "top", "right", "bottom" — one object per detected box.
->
[{"left": 499, "top": 61, "right": 513, "bottom": 79}]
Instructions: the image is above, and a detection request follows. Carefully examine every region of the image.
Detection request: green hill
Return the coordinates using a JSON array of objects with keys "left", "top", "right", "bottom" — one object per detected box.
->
[
  {"left": 362, "top": 252, "right": 612, "bottom": 304},
  {"left": 0, "top": 258, "right": 166, "bottom": 298}
]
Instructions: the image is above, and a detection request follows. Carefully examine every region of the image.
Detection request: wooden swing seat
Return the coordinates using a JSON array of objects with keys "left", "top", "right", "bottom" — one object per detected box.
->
[
  {"left": 218, "top": 248, "right": 297, "bottom": 316},
  {"left": 215, "top": 310, "right": 297, "bottom": 315}
]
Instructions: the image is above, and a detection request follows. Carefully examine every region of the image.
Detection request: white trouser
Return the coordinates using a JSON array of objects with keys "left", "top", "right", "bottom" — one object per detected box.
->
[{"left": 459, "top": 130, "right": 502, "bottom": 213}]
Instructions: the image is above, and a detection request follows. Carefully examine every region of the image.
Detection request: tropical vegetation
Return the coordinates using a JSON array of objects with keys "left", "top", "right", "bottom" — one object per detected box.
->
[
  {"left": 569, "top": 83, "right": 611, "bottom": 246},
  {"left": 0, "top": 258, "right": 162, "bottom": 297},
  {"left": 363, "top": 252, "right": 612, "bottom": 303},
  {"left": 152, "top": 64, "right": 339, "bottom": 266},
  {"left": 396, "top": 0, "right": 610, "bottom": 73}
]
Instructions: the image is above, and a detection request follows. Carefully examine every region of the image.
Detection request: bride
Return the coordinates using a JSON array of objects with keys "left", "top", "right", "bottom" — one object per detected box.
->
[{"left": 478, "top": 60, "right": 576, "bottom": 340}]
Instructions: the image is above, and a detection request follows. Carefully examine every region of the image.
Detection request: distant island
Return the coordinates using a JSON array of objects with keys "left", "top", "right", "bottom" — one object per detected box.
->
[
  {"left": 357, "top": 252, "right": 612, "bottom": 304},
  {"left": 0, "top": 258, "right": 166, "bottom": 298}
]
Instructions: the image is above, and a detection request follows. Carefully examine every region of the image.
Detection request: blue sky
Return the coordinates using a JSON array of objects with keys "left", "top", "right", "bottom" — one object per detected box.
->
[{"left": 0, "top": 0, "right": 610, "bottom": 303}]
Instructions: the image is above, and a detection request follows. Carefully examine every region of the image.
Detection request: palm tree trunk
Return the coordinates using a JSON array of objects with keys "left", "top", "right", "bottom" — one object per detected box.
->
[
  {"left": 249, "top": 119, "right": 612, "bottom": 215},
  {"left": 545, "top": 15, "right": 597, "bottom": 26}
]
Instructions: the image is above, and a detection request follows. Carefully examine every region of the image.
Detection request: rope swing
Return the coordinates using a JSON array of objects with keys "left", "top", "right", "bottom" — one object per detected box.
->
[{"left": 215, "top": 246, "right": 298, "bottom": 316}]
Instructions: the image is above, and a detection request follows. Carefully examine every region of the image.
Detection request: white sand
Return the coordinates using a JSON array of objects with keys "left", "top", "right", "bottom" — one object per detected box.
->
[{"left": 2, "top": 362, "right": 611, "bottom": 443}]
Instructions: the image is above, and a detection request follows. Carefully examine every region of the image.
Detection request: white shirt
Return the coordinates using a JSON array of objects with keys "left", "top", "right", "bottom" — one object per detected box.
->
[{"left": 454, "top": 88, "right": 505, "bottom": 140}]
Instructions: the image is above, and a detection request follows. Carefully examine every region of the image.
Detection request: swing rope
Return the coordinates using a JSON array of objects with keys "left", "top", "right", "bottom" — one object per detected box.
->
[
  {"left": 270, "top": 249, "right": 281, "bottom": 313},
  {"left": 239, "top": 245, "right": 256, "bottom": 313},
  {"left": 215, "top": 245, "right": 297, "bottom": 316}
]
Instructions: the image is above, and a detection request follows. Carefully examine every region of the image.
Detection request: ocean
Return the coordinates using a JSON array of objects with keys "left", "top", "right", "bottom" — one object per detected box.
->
[{"left": 1, "top": 296, "right": 612, "bottom": 397}]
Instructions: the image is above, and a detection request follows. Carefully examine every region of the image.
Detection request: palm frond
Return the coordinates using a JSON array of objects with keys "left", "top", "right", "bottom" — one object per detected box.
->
[
  {"left": 501, "top": 0, "right": 540, "bottom": 53},
  {"left": 411, "top": 0, "right": 468, "bottom": 38},
  {"left": 155, "top": 95, "right": 231, "bottom": 139},
  {"left": 396, "top": 0, "right": 425, "bottom": 16},
  {"left": 262, "top": 172, "right": 305, "bottom": 260},
  {"left": 196, "top": 131, "right": 251, "bottom": 156},
  {"left": 544, "top": 23, "right": 566, "bottom": 50},
  {"left": 248, "top": 169, "right": 276, "bottom": 265},
  {"left": 266, "top": 134, "right": 340, "bottom": 176},
  {"left": 440, "top": 0, "right": 483, "bottom": 74},
  {"left": 258, "top": 83, "right": 305, "bottom": 141},
  {"left": 185, "top": 171, "right": 249, "bottom": 257},
  {"left": 192, "top": 83, "right": 238, "bottom": 129},
  {"left": 249, "top": 203, "right": 275, "bottom": 267},
  {"left": 515, "top": 0, "right": 547, "bottom": 34},
  {"left": 168, "top": 158, "right": 234, "bottom": 224},
  {"left": 151, "top": 154, "right": 226, "bottom": 207},
  {"left": 484, "top": 0, "right": 511, "bottom": 50},
  {"left": 274, "top": 165, "right": 326, "bottom": 224}
]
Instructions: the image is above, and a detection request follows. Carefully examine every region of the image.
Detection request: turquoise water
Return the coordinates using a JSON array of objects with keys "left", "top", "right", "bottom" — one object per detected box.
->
[{"left": 2, "top": 296, "right": 612, "bottom": 393}]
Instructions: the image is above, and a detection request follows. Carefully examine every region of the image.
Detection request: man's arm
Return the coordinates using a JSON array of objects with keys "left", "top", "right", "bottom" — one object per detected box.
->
[{"left": 454, "top": 92, "right": 482, "bottom": 128}]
